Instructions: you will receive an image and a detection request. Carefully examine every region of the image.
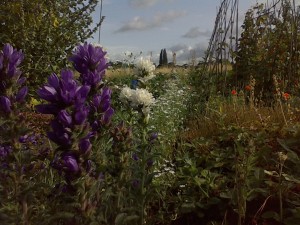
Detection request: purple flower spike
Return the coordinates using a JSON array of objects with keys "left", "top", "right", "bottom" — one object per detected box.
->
[
  {"left": 15, "top": 86, "right": 28, "bottom": 102},
  {"left": 69, "top": 43, "right": 109, "bottom": 86},
  {"left": 1, "top": 44, "right": 24, "bottom": 78},
  {"left": 0, "top": 96, "right": 12, "bottom": 113}
]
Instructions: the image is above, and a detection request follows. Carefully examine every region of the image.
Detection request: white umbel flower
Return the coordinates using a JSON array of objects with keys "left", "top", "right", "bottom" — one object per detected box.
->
[
  {"left": 132, "top": 88, "right": 155, "bottom": 107},
  {"left": 134, "top": 57, "right": 155, "bottom": 80},
  {"left": 120, "top": 86, "right": 155, "bottom": 108},
  {"left": 120, "top": 87, "right": 133, "bottom": 103}
]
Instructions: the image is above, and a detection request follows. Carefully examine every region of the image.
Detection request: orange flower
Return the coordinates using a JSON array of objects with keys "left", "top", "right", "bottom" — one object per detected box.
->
[
  {"left": 245, "top": 85, "right": 251, "bottom": 91},
  {"left": 231, "top": 90, "right": 237, "bottom": 95},
  {"left": 283, "top": 92, "right": 290, "bottom": 100}
]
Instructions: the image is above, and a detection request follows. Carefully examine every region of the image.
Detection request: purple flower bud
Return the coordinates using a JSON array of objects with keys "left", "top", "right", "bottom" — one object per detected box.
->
[
  {"left": 48, "top": 73, "right": 60, "bottom": 89},
  {"left": 149, "top": 132, "right": 158, "bottom": 143},
  {"left": 79, "top": 138, "right": 92, "bottom": 155},
  {"left": 37, "top": 86, "right": 57, "bottom": 103},
  {"left": 17, "top": 77, "right": 26, "bottom": 85},
  {"left": 35, "top": 104, "right": 60, "bottom": 115},
  {"left": 0, "top": 96, "right": 12, "bottom": 113},
  {"left": 0, "top": 145, "right": 12, "bottom": 159},
  {"left": 16, "top": 86, "right": 28, "bottom": 102},
  {"left": 47, "top": 120, "right": 72, "bottom": 146},
  {"left": 58, "top": 110, "right": 72, "bottom": 126},
  {"left": 75, "top": 85, "right": 90, "bottom": 104},
  {"left": 102, "top": 107, "right": 114, "bottom": 125},
  {"left": 147, "top": 159, "right": 154, "bottom": 168},
  {"left": 62, "top": 154, "right": 79, "bottom": 173},
  {"left": 3, "top": 44, "right": 13, "bottom": 58},
  {"left": 132, "top": 153, "right": 139, "bottom": 161},
  {"left": 19, "top": 135, "right": 28, "bottom": 143}
]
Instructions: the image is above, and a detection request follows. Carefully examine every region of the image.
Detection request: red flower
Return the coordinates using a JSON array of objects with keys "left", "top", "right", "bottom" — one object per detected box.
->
[
  {"left": 245, "top": 85, "right": 251, "bottom": 91},
  {"left": 231, "top": 90, "right": 237, "bottom": 95},
  {"left": 283, "top": 92, "right": 290, "bottom": 100}
]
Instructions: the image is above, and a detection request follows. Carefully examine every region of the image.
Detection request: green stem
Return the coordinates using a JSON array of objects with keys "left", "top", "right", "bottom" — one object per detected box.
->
[
  {"left": 279, "top": 163, "right": 283, "bottom": 222},
  {"left": 139, "top": 128, "right": 147, "bottom": 225}
]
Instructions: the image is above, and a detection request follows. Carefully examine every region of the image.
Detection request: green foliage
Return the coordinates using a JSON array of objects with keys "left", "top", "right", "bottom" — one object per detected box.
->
[
  {"left": 233, "top": 1, "right": 300, "bottom": 104},
  {"left": 0, "top": 0, "right": 101, "bottom": 89}
]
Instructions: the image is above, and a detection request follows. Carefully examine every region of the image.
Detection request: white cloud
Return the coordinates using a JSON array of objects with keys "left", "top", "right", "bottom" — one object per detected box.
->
[
  {"left": 167, "top": 42, "right": 207, "bottom": 64},
  {"left": 115, "top": 10, "right": 187, "bottom": 32},
  {"left": 182, "top": 27, "right": 212, "bottom": 39},
  {"left": 129, "top": 0, "right": 175, "bottom": 8}
]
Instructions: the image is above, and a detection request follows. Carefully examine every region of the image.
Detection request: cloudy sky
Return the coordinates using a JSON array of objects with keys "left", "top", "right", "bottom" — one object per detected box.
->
[{"left": 88, "top": 0, "right": 299, "bottom": 64}]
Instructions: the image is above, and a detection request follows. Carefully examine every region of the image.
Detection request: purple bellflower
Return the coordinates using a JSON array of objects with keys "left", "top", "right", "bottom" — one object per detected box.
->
[
  {"left": 36, "top": 70, "right": 90, "bottom": 115},
  {"left": 69, "top": 43, "right": 109, "bottom": 87}
]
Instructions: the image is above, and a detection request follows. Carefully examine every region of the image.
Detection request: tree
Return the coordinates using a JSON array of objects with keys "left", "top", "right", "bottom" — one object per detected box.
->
[
  {"left": 0, "top": 0, "right": 103, "bottom": 88},
  {"left": 159, "top": 48, "right": 168, "bottom": 66}
]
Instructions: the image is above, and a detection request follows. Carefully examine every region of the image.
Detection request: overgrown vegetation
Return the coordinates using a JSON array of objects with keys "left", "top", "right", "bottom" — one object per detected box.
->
[{"left": 1, "top": 0, "right": 300, "bottom": 225}]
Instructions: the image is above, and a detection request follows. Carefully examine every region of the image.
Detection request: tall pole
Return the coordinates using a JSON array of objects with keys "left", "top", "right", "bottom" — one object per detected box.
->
[{"left": 98, "top": 0, "right": 103, "bottom": 44}]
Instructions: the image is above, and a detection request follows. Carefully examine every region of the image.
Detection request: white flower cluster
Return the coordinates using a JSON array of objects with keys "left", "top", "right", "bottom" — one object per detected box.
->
[
  {"left": 134, "top": 57, "right": 156, "bottom": 82},
  {"left": 120, "top": 87, "right": 155, "bottom": 108}
]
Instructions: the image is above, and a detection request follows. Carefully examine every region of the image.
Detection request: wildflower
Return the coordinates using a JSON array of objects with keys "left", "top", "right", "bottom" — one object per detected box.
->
[
  {"left": 120, "top": 87, "right": 134, "bottom": 103},
  {"left": 149, "top": 132, "right": 158, "bottom": 143},
  {"left": 0, "top": 145, "right": 12, "bottom": 160},
  {"left": 134, "top": 57, "right": 156, "bottom": 83},
  {"left": 57, "top": 110, "right": 72, "bottom": 127},
  {"left": 231, "top": 90, "right": 237, "bottom": 95},
  {"left": 133, "top": 88, "right": 155, "bottom": 107},
  {"left": 15, "top": 86, "right": 28, "bottom": 102},
  {"left": 245, "top": 85, "right": 251, "bottom": 91},
  {"left": 283, "top": 92, "right": 290, "bottom": 101},
  {"left": 69, "top": 43, "right": 108, "bottom": 86},
  {"left": 53, "top": 153, "right": 80, "bottom": 174},
  {"left": 0, "top": 43, "right": 24, "bottom": 81},
  {"left": 132, "top": 153, "right": 139, "bottom": 161},
  {"left": 36, "top": 70, "right": 90, "bottom": 114},
  {"left": 0, "top": 96, "right": 12, "bottom": 113},
  {"left": 134, "top": 57, "right": 155, "bottom": 77},
  {"left": 79, "top": 138, "right": 92, "bottom": 155},
  {"left": 0, "top": 44, "right": 27, "bottom": 110}
]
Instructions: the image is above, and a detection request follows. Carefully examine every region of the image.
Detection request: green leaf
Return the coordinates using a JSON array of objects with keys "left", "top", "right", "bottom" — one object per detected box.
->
[{"left": 262, "top": 211, "right": 280, "bottom": 221}]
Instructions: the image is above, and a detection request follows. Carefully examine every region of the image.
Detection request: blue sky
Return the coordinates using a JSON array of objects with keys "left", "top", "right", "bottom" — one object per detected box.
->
[{"left": 88, "top": 0, "right": 298, "bottom": 64}]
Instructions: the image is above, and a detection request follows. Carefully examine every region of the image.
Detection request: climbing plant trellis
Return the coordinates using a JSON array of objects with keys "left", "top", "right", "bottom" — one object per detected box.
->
[{"left": 201, "top": 0, "right": 299, "bottom": 96}]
